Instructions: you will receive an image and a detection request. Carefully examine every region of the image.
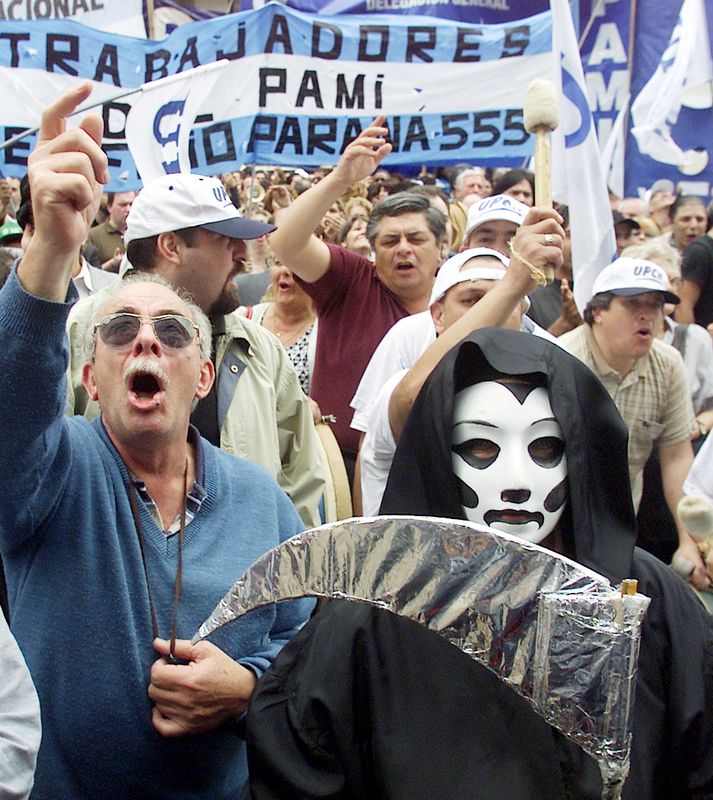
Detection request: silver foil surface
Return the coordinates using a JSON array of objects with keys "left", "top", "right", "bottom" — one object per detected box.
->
[{"left": 194, "top": 516, "right": 650, "bottom": 799}]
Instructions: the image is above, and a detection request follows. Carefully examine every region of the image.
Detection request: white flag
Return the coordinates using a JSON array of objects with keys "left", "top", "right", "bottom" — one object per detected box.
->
[
  {"left": 550, "top": 0, "right": 616, "bottom": 312},
  {"left": 600, "top": 94, "right": 629, "bottom": 200},
  {"left": 125, "top": 60, "right": 230, "bottom": 184},
  {"left": 630, "top": 0, "right": 713, "bottom": 167}
]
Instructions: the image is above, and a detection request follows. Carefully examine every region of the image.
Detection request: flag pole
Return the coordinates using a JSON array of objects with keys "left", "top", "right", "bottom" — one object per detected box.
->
[
  {"left": 0, "top": 86, "right": 142, "bottom": 152},
  {"left": 0, "top": 59, "right": 228, "bottom": 153},
  {"left": 146, "top": 0, "right": 156, "bottom": 40},
  {"left": 578, "top": 0, "right": 607, "bottom": 48},
  {"left": 622, "top": 0, "right": 638, "bottom": 180}
]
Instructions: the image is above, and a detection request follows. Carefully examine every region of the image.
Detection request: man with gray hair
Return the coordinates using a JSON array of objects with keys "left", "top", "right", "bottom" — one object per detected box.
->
[
  {"left": 270, "top": 116, "right": 448, "bottom": 476},
  {"left": 451, "top": 166, "right": 487, "bottom": 203},
  {"left": 0, "top": 84, "right": 312, "bottom": 799},
  {"left": 67, "top": 173, "right": 325, "bottom": 529}
]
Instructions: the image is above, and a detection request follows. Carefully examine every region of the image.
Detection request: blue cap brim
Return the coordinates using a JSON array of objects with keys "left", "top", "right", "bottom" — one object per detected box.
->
[{"left": 199, "top": 217, "right": 276, "bottom": 241}]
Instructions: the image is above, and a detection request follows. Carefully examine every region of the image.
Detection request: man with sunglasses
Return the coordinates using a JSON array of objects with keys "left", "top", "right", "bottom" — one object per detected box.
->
[
  {"left": 66, "top": 172, "right": 325, "bottom": 531},
  {"left": 0, "top": 84, "right": 313, "bottom": 800}
]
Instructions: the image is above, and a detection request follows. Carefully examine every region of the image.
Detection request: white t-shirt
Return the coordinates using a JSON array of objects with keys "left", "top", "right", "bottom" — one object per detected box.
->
[
  {"left": 685, "top": 432, "right": 713, "bottom": 501},
  {"left": 351, "top": 312, "right": 556, "bottom": 433},
  {"left": 350, "top": 311, "right": 436, "bottom": 433},
  {"left": 662, "top": 319, "right": 713, "bottom": 414},
  {"left": 0, "top": 613, "right": 41, "bottom": 800},
  {"left": 359, "top": 370, "right": 407, "bottom": 516}
]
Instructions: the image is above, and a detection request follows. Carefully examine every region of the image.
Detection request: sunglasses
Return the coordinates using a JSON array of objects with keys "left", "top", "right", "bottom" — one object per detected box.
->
[{"left": 95, "top": 313, "right": 199, "bottom": 350}]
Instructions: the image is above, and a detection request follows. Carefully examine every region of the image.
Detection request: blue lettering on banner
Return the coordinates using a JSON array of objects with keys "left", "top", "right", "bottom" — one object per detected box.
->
[
  {"left": 153, "top": 100, "right": 185, "bottom": 173},
  {"left": 0, "top": 3, "right": 550, "bottom": 187}
]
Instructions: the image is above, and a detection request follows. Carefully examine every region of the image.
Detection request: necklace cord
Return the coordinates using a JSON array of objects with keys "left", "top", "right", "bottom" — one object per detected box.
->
[{"left": 128, "top": 459, "right": 189, "bottom": 666}]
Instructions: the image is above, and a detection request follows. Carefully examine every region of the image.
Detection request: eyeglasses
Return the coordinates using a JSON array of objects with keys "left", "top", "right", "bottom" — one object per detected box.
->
[{"left": 95, "top": 313, "right": 199, "bottom": 349}]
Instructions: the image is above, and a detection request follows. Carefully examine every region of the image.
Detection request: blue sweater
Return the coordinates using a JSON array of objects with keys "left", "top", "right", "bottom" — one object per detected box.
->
[{"left": 0, "top": 270, "right": 312, "bottom": 799}]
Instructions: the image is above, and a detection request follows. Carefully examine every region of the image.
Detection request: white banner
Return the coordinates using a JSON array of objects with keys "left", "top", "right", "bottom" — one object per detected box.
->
[
  {"left": 0, "top": 5, "right": 554, "bottom": 189},
  {"left": 0, "top": 0, "right": 144, "bottom": 36}
]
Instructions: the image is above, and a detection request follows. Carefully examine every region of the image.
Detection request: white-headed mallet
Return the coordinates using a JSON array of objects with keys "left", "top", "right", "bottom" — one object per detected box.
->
[{"left": 523, "top": 79, "right": 560, "bottom": 284}]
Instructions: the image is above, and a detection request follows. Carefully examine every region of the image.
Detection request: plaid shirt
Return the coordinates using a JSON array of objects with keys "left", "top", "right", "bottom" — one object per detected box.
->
[
  {"left": 560, "top": 324, "right": 696, "bottom": 509},
  {"left": 130, "top": 426, "right": 208, "bottom": 533}
]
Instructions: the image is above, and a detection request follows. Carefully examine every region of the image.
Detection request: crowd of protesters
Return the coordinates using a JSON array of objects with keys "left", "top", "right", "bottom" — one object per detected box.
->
[{"left": 0, "top": 93, "right": 712, "bottom": 800}]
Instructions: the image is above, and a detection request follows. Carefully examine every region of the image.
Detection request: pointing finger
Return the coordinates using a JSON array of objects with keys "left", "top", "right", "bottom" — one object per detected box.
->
[
  {"left": 78, "top": 114, "right": 109, "bottom": 183},
  {"left": 38, "top": 81, "right": 93, "bottom": 145}
]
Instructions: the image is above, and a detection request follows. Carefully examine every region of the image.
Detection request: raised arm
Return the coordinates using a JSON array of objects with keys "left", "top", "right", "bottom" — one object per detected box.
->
[
  {"left": 0, "top": 85, "right": 108, "bottom": 549},
  {"left": 388, "top": 208, "right": 564, "bottom": 440},
  {"left": 270, "top": 116, "right": 392, "bottom": 283},
  {"left": 17, "top": 82, "right": 107, "bottom": 301}
]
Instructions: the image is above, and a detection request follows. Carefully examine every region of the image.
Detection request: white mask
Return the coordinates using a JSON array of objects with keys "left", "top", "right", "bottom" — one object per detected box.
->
[{"left": 451, "top": 382, "right": 567, "bottom": 544}]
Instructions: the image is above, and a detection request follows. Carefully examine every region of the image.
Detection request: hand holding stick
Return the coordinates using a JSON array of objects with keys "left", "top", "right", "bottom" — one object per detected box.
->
[
  {"left": 673, "top": 495, "right": 713, "bottom": 589},
  {"left": 524, "top": 79, "right": 560, "bottom": 284}
]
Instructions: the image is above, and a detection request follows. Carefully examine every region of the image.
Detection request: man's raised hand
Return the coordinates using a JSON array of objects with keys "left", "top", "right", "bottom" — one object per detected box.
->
[
  {"left": 331, "top": 115, "right": 392, "bottom": 192},
  {"left": 19, "top": 82, "right": 108, "bottom": 300},
  {"left": 27, "top": 82, "right": 108, "bottom": 261}
]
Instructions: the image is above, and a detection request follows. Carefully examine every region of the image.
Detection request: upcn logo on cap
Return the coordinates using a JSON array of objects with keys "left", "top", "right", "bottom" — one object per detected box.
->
[
  {"left": 633, "top": 263, "right": 665, "bottom": 284},
  {"left": 464, "top": 194, "right": 529, "bottom": 239},
  {"left": 590, "top": 257, "right": 680, "bottom": 304},
  {"left": 475, "top": 196, "right": 520, "bottom": 213}
]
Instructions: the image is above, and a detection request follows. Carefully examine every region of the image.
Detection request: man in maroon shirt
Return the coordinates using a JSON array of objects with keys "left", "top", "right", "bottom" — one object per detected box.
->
[
  {"left": 271, "top": 117, "right": 565, "bottom": 488},
  {"left": 270, "top": 118, "right": 446, "bottom": 478}
]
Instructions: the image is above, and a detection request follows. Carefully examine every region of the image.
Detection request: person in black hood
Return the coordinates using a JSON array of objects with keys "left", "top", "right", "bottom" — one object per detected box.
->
[
  {"left": 245, "top": 329, "right": 713, "bottom": 800},
  {"left": 382, "top": 327, "right": 635, "bottom": 584}
]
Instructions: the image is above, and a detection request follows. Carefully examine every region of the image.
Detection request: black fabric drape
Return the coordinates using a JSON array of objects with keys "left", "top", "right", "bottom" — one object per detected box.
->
[
  {"left": 246, "top": 330, "right": 713, "bottom": 800},
  {"left": 247, "top": 600, "right": 598, "bottom": 800}
]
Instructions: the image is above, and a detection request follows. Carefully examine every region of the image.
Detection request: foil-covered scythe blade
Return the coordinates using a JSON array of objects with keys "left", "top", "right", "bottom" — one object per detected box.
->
[{"left": 193, "top": 516, "right": 649, "bottom": 799}]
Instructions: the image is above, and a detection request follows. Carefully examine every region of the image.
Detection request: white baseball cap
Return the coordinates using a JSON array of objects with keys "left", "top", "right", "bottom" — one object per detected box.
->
[
  {"left": 124, "top": 173, "right": 275, "bottom": 245},
  {"left": 464, "top": 194, "right": 529, "bottom": 241},
  {"left": 430, "top": 248, "right": 509, "bottom": 306},
  {"left": 591, "top": 257, "right": 679, "bottom": 304}
]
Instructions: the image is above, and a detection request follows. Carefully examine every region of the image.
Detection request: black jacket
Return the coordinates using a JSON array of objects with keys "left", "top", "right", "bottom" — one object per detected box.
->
[
  {"left": 246, "top": 330, "right": 713, "bottom": 800},
  {"left": 381, "top": 329, "right": 713, "bottom": 799}
]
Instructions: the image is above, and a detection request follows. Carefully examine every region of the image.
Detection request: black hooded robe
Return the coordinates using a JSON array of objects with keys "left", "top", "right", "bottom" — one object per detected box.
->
[{"left": 245, "top": 330, "right": 713, "bottom": 800}]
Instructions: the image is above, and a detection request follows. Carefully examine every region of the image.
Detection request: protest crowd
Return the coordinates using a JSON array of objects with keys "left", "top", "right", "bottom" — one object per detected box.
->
[{"left": 0, "top": 61, "right": 713, "bottom": 799}]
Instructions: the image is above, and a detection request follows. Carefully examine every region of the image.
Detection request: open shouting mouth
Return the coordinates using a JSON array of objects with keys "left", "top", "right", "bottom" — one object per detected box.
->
[{"left": 124, "top": 360, "right": 168, "bottom": 410}]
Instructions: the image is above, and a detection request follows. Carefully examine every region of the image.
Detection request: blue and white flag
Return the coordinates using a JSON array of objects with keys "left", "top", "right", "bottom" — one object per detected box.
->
[
  {"left": 600, "top": 93, "right": 629, "bottom": 199},
  {"left": 630, "top": 0, "right": 713, "bottom": 168},
  {"left": 550, "top": 0, "right": 616, "bottom": 311},
  {"left": 125, "top": 61, "right": 231, "bottom": 183}
]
